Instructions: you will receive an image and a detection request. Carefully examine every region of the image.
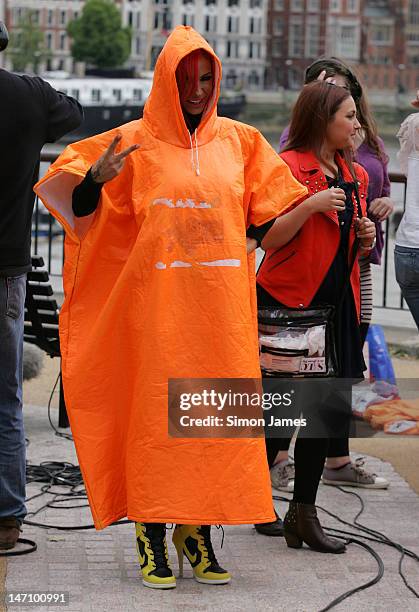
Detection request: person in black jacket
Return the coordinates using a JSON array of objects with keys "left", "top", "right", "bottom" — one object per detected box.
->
[{"left": 0, "top": 59, "right": 83, "bottom": 550}]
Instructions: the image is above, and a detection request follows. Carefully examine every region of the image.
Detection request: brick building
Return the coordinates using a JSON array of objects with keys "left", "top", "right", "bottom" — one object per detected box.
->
[
  {"left": 266, "top": 0, "right": 419, "bottom": 92},
  {"left": 266, "top": 0, "right": 362, "bottom": 89}
]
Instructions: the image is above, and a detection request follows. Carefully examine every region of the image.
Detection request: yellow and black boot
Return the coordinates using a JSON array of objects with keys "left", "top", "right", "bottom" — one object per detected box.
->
[
  {"left": 135, "top": 522, "right": 176, "bottom": 589},
  {"left": 172, "top": 524, "right": 231, "bottom": 584}
]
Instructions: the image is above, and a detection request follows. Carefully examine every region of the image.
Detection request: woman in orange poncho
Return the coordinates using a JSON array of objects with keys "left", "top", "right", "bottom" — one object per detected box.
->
[{"left": 35, "top": 26, "right": 307, "bottom": 590}]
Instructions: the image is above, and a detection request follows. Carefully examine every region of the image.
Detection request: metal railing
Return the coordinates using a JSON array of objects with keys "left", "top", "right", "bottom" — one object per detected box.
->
[{"left": 34, "top": 151, "right": 408, "bottom": 309}]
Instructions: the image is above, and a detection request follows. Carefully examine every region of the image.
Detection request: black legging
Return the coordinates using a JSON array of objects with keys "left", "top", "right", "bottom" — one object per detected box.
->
[
  {"left": 265, "top": 436, "right": 349, "bottom": 467},
  {"left": 265, "top": 436, "right": 350, "bottom": 505}
]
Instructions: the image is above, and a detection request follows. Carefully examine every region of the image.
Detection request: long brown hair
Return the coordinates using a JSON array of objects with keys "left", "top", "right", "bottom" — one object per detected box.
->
[
  {"left": 283, "top": 81, "right": 357, "bottom": 180},
  {"left": 304, "top": 57, "right": 387, "bottom": 162}
]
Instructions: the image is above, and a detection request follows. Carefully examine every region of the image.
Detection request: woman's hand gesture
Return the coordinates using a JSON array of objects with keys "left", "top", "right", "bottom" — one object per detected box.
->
[
  {"left": 306, "top": 187, "right": 346, "bottom": 214},
  {"left": 91, "top": 134, "right": 140, "bottom": 184},
  {"left": 368, "top": 196, "right": 394, "bottom": 221}
]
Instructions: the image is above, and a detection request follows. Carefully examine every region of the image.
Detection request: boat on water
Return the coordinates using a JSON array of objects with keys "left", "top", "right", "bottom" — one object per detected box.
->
[{"left": 43, "top": 73, "right": 246, "bottom": 141}]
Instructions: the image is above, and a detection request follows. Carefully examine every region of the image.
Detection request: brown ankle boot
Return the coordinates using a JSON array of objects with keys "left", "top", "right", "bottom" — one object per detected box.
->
[
  {"left": 0, "top": 517, "right": 21, "bottom": 550},
  {"left": 284, "top": 501, "right": 346, "bottom": 554}
]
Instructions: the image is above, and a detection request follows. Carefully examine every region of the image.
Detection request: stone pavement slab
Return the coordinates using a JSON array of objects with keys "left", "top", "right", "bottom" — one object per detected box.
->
[{"left": 3, "top": 404, "right": 419, "bottom": 612}]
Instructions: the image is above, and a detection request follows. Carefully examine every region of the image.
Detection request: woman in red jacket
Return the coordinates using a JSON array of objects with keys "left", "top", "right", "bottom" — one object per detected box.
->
[{"left": 257, "top": 81, "right": 376, "bottom": 553}]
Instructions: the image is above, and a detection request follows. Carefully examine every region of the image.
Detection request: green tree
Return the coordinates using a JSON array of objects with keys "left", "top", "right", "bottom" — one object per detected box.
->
[
  {"left": 67, "top": 0, "right": 131, "bottom": 69},
  {"left": 8, "top": 10, "right": 51, "bottom": 73}
]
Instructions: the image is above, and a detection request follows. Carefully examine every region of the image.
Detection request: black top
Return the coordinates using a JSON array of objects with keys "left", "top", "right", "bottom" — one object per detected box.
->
[
  {"left": 257, "top": 173, "right": 365, "bottom": 379},
  {"left": 0, "top": 70, "right": 83, "bottom": 277}
]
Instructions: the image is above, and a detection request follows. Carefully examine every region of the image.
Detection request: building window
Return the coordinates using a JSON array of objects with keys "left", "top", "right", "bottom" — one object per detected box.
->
[
  {"left": 249, "top": 41, "right": 261, "bottom": 59},
  {"left": 370, "top": 24, "right": 393, "bottom": 44},
  {"left": 248, "top": 70, "right": 260, "bottom": 87},
  {"left": 227, "top": 15, "right": 240, "bottom": 33},
  {"left": 347, "top": 0, "right": 359, "bottom": 13},
  {"left": 72, "top": 89, "right": 80, "bottom": 99},
  {"left": 46, "top": 32, "right": 52, "bottom": 50},
  {"left": 135, "top": 37, "right": 141, "bottom": 55},
  {"left": 228, "top": 0, "right": 239, "bottom": 6},
  {"left": 113, "top": 89, "right": 122, "bottom": 102},
  {"left": 133, "top": 89, "right": 142, "bottom": 102},
  {"left": 273, "top": 18, "right": 283, "bottom": 35},
  {"left": 73, "top": 11, "right": 79, "bottom": 20},
  {"left": 92, "top": 89, "right": 101, "bottom": 102},
  {"left": 182, "top": 13, "right": 195, "bottom": 26},
  {"left": 226, "top": 69, "right": 237, "bottom": 87},
  {"left": 206, "top": 0, "right": 217, "bottom": 4},
  {"left": 307, "top": 0, "right": 320, "bottom": 11},
  {"left": 274, "top": 0, "right": 284, "bottom": 9},
  {"left": 32, "top": 10, "right": 40, "bottom": 24},
  {"left": 59, "top": 33, "right": 66, "bottom": 51},
  {"left": 291, "top": 0, "right": 304, "bottom": 12},
  {"left": 339, "top": 25, "right": 357, "bottom": 57},
  {"left": 249, "top": 0, "right": 262, "bottom": 7},
  {"left": 205, "top": 15, "right": 217, "bottom": 32},
  {"left": 154, "top": 12, "right": 163, "bottom": 29},
  {"left": 330, "top": 0, "right": 341, "bottom": 11},
  {"left": 60, "top": 10, "right": 66, "bottom": 25},
  {"left": 137, "top": 13, "right": 141, "bottom": 28},
  {"left": 306, "top": 19, "right": 320, "bottom": 57},
  {"left": 288, "top": 19, "right": 304, "bottom": 57},
  {"left": 13, "top": 8, "right": 22, "bottom": 25},
  {"left": 272, "top": 39, "right": 282, "bottom": 57},
  {"left": 249, "top": 17, "right": 262, "bottom": 34},
  {"left": 226, "top": 40, "right": 239, "bottom": 58},
  {"left": 47, "top": 10, "right": 54, "bottom": 26},
  {"left": 128, "top": 11, "right": 133, "bottom": 26},
  {"left": 408, "top": 0, "right": 419, "bottom": 25}
]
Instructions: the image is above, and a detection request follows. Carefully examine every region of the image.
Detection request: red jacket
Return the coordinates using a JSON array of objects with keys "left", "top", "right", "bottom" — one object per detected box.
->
[{"left": 257, "top": 149, "right": 368, "bottom": 319}]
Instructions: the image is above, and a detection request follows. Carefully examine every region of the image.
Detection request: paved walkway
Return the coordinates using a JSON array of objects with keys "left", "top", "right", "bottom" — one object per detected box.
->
[{"left": 2, "top": 403, "right": 419, "bottom": 612}]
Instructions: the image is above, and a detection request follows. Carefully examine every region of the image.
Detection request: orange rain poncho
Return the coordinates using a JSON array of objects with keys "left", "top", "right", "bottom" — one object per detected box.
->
[{"left": 35, "top": 26, "right": 307, "bottom": 529}]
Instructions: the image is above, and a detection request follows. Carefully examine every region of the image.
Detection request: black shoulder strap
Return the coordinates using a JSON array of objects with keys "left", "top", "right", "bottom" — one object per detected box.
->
[{"left": 336, "top": 180, "right": 362, "bottom": 311}]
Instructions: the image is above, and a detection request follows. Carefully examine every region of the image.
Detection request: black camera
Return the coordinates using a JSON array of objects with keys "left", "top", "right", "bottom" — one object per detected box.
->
[{"left": 0, "top": 21, "right": 9, "bottom": 52}]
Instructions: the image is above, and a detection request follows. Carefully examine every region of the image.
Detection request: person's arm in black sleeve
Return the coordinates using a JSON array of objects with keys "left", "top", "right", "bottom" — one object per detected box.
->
[
  {"left": 32, "top": 77, "right": 84, "bottom": 143},
  {"left": 72, "top": 169, "right": 103, "bottom": 217},
  {"left": 246, "top": 219, "right": 276, "bottom": 247}
]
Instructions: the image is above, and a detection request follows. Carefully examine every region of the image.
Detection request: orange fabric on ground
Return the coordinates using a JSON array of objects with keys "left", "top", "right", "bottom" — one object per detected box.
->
[
  {"left": 365, "top": 399, "right": 419, "bottom": 434},
  {"left": 34, "top": 26, "right": 307, "bottom": 529}
]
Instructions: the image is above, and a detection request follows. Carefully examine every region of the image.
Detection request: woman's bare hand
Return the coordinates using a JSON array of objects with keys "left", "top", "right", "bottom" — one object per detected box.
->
[
  {"left": 306, "top": 188, "right": 346, "bottom": 214},
  {"left": 317, "top": 70, "right": 337, "bottom": 85},
  {"left": 356, "top": 217, "right": 376, "bottom": 248},
  {"left": 91, "top": 134, "right": 140, "bottom": 183},
  {"left": 368, "top": 196, "right": 394, "bottom": 221}
]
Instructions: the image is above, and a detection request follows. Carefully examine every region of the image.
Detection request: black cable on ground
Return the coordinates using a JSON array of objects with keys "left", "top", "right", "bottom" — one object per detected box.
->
[
  {"left": 0, "top": 539, "right": 37, "bottom": 557},
  {"left": 318, "top": 538, "right": 384, "bottom": 612},
  {"left": 318, "top": 486, "right": 419, "bottom": 599},
  {"left": 274, "top": 487, "right": 419, "bottom": 610}
]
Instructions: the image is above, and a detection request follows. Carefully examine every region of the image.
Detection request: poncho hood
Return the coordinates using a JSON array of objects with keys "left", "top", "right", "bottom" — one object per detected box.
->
[{"left": 143, "top": 26, "right": 221, "bottom": 148}]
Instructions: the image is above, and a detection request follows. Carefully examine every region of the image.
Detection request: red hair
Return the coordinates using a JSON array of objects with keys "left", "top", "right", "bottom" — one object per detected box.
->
[{"left": 176, "top": 49, "right": 213, "bottom": 103}]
